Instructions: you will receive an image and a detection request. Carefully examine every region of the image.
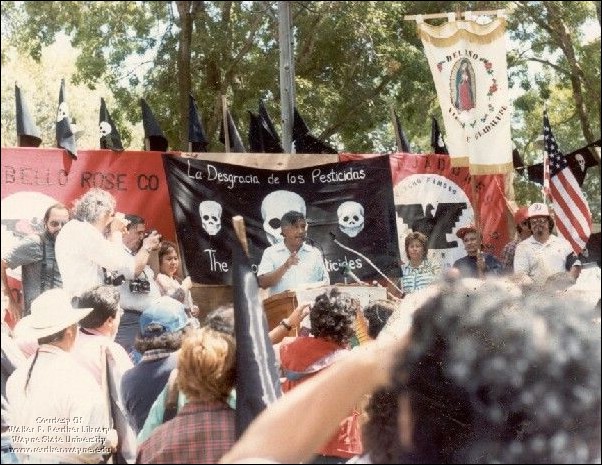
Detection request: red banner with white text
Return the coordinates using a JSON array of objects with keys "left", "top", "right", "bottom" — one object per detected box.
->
[{"left": 1, "top": 148, "right": 177, "bottom": 255}]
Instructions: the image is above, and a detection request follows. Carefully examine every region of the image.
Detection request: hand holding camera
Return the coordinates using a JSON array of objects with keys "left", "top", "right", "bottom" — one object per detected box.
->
[{"left": 142, "top": 230, "right": 162, "bottom": 252}]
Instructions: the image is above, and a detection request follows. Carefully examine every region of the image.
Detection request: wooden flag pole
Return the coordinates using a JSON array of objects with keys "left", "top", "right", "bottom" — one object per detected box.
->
[
  {"left": 469, "top": 173, "right": 485, "bottom": 279},
  {"left": 221, "top": 95, "right": 231, "bottom": 153},
  {"left": 233, "top": 215, "right": 249, "bottom": 257}
]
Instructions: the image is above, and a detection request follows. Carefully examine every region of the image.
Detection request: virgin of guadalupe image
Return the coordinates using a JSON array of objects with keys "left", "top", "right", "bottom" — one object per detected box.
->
[{"left": 454, "top": 59, "right": 475, "bottom": 111}]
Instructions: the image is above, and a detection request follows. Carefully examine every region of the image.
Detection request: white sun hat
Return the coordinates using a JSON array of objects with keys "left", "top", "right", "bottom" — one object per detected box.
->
[{"left": 14, "top": 289, "right": 93, "bottom": 340}]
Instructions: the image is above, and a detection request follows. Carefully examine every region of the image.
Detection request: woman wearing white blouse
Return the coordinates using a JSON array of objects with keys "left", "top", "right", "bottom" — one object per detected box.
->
[{"left": 155, "top": 241, "right": 199, "bottom": 317}]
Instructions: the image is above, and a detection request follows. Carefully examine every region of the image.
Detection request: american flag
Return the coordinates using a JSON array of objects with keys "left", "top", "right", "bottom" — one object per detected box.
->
[{"left": 543, "top": 110, "right": 592, "bottom": 254}]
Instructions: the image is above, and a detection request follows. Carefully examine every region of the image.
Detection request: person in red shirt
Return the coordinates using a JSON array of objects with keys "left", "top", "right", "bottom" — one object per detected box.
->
[{"left": 279, "top": 287, "right": 362, "bottom": 463}]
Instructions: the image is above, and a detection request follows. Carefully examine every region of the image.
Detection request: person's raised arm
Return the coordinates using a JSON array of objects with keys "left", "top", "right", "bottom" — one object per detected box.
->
[{"left": 219, "top": 338, "right": 404, "bottom": 464}]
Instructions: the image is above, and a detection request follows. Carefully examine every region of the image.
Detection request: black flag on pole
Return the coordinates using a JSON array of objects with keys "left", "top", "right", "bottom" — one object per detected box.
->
[
  {"left": 526, "top": 140, "right": 600, "bottom": 188},
  {"left": 430, "top": 117, "right": 448, "bottom": 155},
  {"left": 56, "top": 79, "right": 77, "bottom": 159},
  {"left": 393, "top": 110, "right": 411, "bottom": 153},
  {"left": 565, "top": 142, "right": 599, "bottom": 187},
  {"left": 248, "top": 111, "right": 264, "bottom": 152},
  {"left": 292, "top": 108, "right": 337, "bottom": 154},
  {"left": 232, "top": 239, "right": 282, "bottom": 437},
  {"left": 188, "top": 94, "right": 209, "bottom": 152},
  {"left": 257, "top": 100, "right": 283, "bottom": 153},
  {"left": 219, "top": 110, "right": 246, "bottom": 153},
  {"left": 15, "top": 84, "right": 42, "bottom": 147},
  {"left": 99, "top": 97, "right": 124, "bottom": 152},
  {"left": 140, "top": 98, "right": 168, "bottom": 151}
]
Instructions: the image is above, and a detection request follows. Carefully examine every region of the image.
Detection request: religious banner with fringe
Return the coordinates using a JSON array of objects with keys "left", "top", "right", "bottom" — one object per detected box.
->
[{"left": 418, "top": 16, "right": 512, "bottom": 174}]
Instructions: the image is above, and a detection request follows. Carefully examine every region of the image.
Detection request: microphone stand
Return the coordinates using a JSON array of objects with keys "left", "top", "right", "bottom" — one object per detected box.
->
[{"left": 330, "top": 233, "right": 404, "bottom": 296}]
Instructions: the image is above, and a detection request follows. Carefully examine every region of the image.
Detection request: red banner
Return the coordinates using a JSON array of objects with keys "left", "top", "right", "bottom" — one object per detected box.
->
[
  {"left": 340, "top": 153, "right": 509, "bottom": 271},
  {"left": 1, "top": 148, "right": 177, "bottom": 252}
]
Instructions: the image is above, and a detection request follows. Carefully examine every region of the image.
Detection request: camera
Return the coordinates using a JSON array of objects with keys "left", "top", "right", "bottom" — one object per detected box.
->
[
  {"left": 129, "top": 278, "right": 151, "bottom": 294},
  {"left": 103, "top": 269, "right": 126, "bottom": 286},
  {"left": 144, "top": 230, "right": 162, "bottom": 240}
]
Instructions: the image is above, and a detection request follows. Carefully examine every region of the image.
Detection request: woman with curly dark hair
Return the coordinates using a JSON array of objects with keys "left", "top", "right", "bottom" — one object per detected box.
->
[{"left": 278, "top": 287, "right": 361, "bottom": 463}]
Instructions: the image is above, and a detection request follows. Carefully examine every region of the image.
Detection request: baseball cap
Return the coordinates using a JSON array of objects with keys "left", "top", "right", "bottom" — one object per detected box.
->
[
  {"left": 139, "top": 296, "right": 189, "bottom": 337},
  {"left": 456, "top": 224, "right": 478, "bottom": 240},
  {"left": 527, "top": 203, "right": 551, "bottom": 218}
]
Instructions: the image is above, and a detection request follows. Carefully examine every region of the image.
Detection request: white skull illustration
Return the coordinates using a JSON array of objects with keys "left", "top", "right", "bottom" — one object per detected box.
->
[
  {"left": 199, "top": 200, "right": 222, "bottom": 236},
  {"left": 99, "top": 121, "right": 112, "bottom": 137},
  {"left": 575, "top": 153, "right": 586, "bottom": 172},
  {"left": 261, "top": 190, "right": 306, "bottom": 245},
  {"left": 56, "top": 102, "right": 70, "bottom": 123},
  {"left": 337, "top": 201, "right": 365, "bottom": 238}
]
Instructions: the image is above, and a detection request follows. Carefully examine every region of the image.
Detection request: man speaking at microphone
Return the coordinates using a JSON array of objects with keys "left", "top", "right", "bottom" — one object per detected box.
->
[{"left": 257, "top": 211, "right": 330, "bottom": 296}]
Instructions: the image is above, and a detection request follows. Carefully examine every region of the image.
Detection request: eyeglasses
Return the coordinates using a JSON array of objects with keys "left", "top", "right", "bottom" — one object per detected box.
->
[
  {"left": 48, "top": 221, "right": 68, "bottom": 228},
  {"left": 530, "top": 217, "right": 548, "bottom": 224}
]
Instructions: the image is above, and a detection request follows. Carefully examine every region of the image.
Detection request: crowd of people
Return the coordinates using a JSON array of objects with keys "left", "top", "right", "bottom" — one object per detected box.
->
[{"left": 1, "top": 186, "right": 600, "bottom": 464}]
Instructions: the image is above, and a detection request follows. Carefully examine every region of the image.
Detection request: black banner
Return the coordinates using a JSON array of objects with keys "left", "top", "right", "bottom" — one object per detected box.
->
[{"left": 163, "top": 154, "right": 401, "bottom": 285}]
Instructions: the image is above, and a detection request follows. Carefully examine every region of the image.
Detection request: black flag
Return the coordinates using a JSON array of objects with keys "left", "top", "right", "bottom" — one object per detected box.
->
[
  {"left": 188, "top": 94, "right": 208, "bottom": 152},
  {"left": 393, "top": 110, "right": 411, "bottom": 153},
  {"left": 292, "top": 108, "right": 337, "bottom": 154},
  {"left": 219, "top": 110, "right": 246, "bottom": 153},
  {"left": 140, "top": 98, "right": 168, "bottom": 151},
  {"left": 56, "top": 79, "right": 77, "bottom": 159},
  {"left": 257, "top": 100, "right": 283, "bottom": 153},
  {"left": 15, "top": 84, "right": 42, "bottom": 147},
  {"left": 99, "top": 98, "right": 124, "bottom": 152},
  {"left": 247, "top": 111, "right": 264, "bottom": 152},
  {"left": 565, "top": 142, "right": 599, "bottom": 187},
  {"left": 527, "top": 140, "right": 600, "bottom": 187},
  {"left": 512, "top": 146, "right": 524, "bottom": 170},
  {"left": 430, "top": 117, "right": 448, "bottom": 155},
  {"left": 526, "top": 162, "right": 544, "bottom": 185},
  {"left": 232, "top": 238, "right": 281, "bottom": 437}
]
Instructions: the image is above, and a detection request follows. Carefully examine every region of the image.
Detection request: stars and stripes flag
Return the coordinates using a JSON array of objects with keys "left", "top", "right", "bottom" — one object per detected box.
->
[{"left": 543, "top": 110, "right": 592, "bottom": 254}]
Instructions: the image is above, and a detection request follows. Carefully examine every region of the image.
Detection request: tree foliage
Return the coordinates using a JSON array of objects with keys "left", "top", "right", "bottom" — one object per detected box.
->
[{"left": 1, "top": 0, "right": 599, "bottom": 219}]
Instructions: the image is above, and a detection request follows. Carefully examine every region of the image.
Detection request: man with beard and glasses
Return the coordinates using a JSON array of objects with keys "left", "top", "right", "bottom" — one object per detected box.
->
[{"left": 1, "top": 203, "right": 70, "bottom": 321}]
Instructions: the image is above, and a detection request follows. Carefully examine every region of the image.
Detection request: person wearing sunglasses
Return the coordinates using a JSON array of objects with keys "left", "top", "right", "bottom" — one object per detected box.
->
[{"left": 1, "top": 203, "right": 70, "bottom": 321}]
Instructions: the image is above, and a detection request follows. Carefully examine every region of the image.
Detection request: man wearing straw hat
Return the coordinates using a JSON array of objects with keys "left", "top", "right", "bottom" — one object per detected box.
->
[{"left": 6, "top": 289, "right": 118, "bottom": 464}]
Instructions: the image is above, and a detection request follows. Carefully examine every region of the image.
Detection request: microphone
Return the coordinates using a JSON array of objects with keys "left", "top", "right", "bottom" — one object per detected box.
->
[
  {"left": 341, "top": 263, "right": 362, "bottom": 284},
  {"left": 329, "top": 232, "right": 404, "bottom": 295}
]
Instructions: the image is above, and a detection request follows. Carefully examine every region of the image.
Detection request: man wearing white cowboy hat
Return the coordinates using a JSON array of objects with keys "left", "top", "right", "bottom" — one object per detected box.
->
[
  {"left": 6, "top": 288, "right": 118, "bottom": 464},
  {"left": 514, "top": 202, "right": 580, "bottom": 287}
]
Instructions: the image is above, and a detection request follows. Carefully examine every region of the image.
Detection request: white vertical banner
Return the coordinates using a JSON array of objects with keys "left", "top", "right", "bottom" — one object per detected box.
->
[{"left": 418, "top": 18, "right": 513, "bottom": 174}]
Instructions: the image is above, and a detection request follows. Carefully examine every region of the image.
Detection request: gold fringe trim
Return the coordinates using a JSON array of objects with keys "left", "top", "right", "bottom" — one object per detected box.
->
[
  {"left": 432, "top": 156, "right": 513, "bottom": 175},
  {"left": 418, "top": 18, "right": 506, "bottom": 47},
  {"left": 450, "top": 156, "right": 469, "bottom": 167},
  {"left": 469, "top": 161, "right": 514, "bottom": 175}
]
